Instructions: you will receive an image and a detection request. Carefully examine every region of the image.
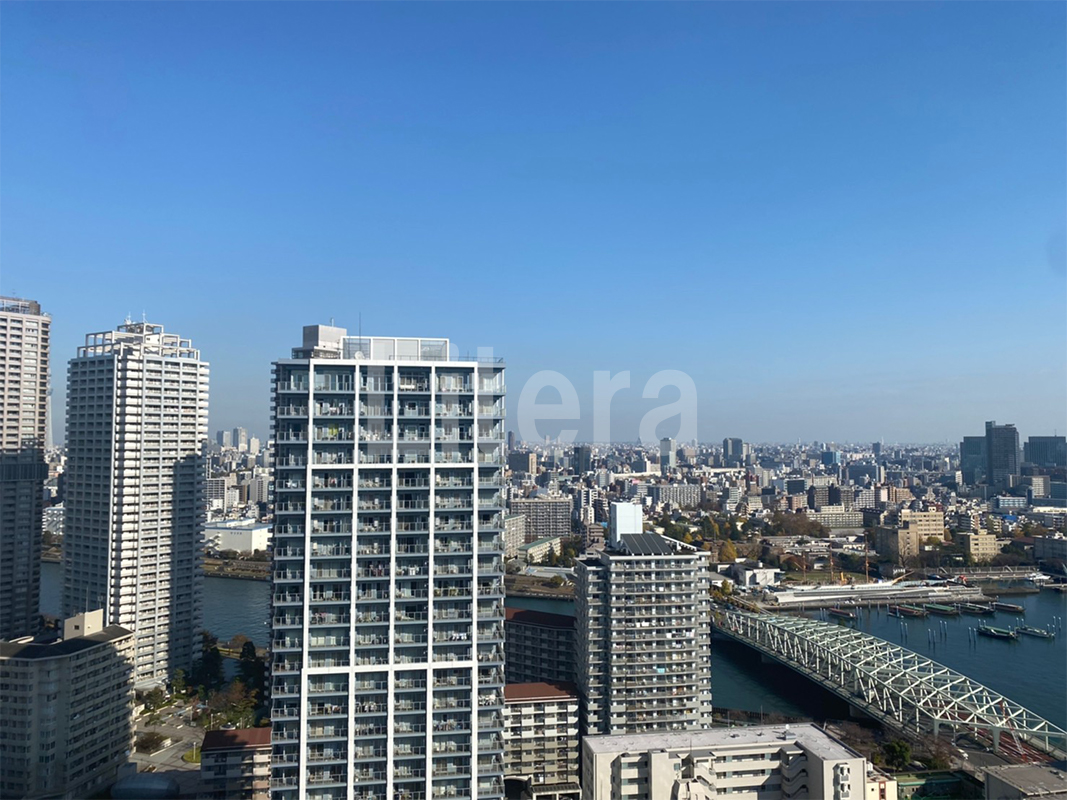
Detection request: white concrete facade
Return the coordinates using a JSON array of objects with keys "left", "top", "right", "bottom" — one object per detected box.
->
[
  {"left": 581, "top": 724, "right": 882, "bottom": 800},
  {"left": 269, "top": 328, "right": 506, "bottom": 800}
]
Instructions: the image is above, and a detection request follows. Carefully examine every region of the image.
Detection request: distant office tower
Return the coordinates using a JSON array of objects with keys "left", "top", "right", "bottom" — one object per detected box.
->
[
  {"left": 722, "top": 437, "right": 745, "bottom": 467},
  {"left": 270, "top": 327, "right": 506, "bottom": 800},
  {"left": 248, "top": 436, "right": 261, "bottom": 456},
  {"left": 0, "top": 611, "right": 135, "bottom": 799},
  {"left": 217, "top": 429, "right": 233, "bottom": 448},
  {"left": 507, "top": 430, "right": 516, "bottom": 451},
  {"left": 820, "top": 450, "right": 841, "bottom": 466},
  {"left": 63, "top": 321, "right": 208, "bottom": 686},
  {"left": 0, "top": 297, "right": 50, "bottom": 639},
  {"left": 510, "top": 494, "right": 573, "bottom": 543},
  {"left": 872, "top": 441, "right": 882, "bottom": 459},
  {"left": 1024, "top": 435, "right": 1067, "bottom": 468},
  {"left": 659, "top": 438, "right": 677, "bottom": 473},
  {"left": 575, "top": 530, "right": 713, "bottom": 737},
  {"left": 985, "top": 421, "right": 1020, "bottom": 486},
  {"left": 960, "top": 435, "right": 987, "bottom": 485},
  {"left": 233, "top": 426, "right": 249, "bottom": 452},
  {"left": 573, "top": 444, "right": 593, "bottom": 474},
  {"left": 507, "top": 450, "right": 537, "bottom": 474}
]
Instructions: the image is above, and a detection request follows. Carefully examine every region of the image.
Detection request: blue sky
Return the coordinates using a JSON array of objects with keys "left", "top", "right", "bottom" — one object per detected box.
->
[{"left": 3, "top": 2, "right": 1064, "bottom": 444}]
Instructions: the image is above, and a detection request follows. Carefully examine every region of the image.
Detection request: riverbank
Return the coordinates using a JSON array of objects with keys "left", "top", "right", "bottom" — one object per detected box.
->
[{"left": 202, "top": 558, "right": 269, "bottom": 581}]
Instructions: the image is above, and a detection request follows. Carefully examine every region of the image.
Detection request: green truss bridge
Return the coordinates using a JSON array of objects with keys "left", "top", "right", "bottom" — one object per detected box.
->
[{"left": 713, "top": 608, "right": 1066, "bottom": 763}]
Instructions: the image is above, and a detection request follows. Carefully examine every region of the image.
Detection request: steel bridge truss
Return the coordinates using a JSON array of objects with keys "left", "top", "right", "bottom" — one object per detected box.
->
[{"left": 715, "top": 609, "right": 1066, "bottom": 760}]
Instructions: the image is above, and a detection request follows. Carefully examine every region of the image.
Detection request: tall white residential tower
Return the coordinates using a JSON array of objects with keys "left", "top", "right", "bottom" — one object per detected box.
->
[
  {"left": 62, "top": 321, "right": 208, "bottom": 687},
  {"left": 0, "top": 297, "right": 50, "bottom": 639},
  {"left": 269, "top": 326, "right": 506, "bottom": 800}
]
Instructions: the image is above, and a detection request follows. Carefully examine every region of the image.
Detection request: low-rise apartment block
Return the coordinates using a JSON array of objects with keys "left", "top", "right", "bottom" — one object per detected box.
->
[
  {"left": 580, "top": 723, "right": 896, "bottom": 800},
  {"left": 504, "top": 682, "right": 580, "bottom": 800},
  {"left": 199, "top": 727, "right": 271, "bottom": 800}
]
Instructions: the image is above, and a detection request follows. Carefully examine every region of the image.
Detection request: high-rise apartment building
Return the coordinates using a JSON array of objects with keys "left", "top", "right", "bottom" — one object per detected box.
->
[
  {"left": 575, "top": 532, "right": 713, "bottom": 738},
  {"left": 509, "top": 494, "right": 573, "bottom": 543},
  {"left": 985, "top": 421, "right": 1020, "bottom": 487},
  {"left": 0, "top": 610, "right": 135, "bottom": 799},
  {"left": 0, "top": 297, "right": 50, "bottom": 639},
  {"left": 62, "top": 321, "right": 208, "bottom": 686},
  {"left": 269, "top": 327, "right": 507, "bottom": 800}
]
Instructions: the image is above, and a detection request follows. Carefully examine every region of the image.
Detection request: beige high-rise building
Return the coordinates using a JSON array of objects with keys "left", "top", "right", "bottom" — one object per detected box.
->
[
  {"left": 63, "top": 321, "right": 209, "bottom": 687},
  {"left": 0, "top": 610, "right": 135, "bottom": 799},
  {"left": 0, "top": 297, "right": 50, "bottom": 640}
]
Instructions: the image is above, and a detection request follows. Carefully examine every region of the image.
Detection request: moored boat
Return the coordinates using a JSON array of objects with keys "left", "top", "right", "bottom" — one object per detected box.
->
[
  {"left": 924, "top": 603, "right": 959, "bottom": 616},
  {"left": 958, "top": 603, "right": 995, "bottom": 616},
  {"left": 977, "top": 623, "right": 1017, "bottom": 640},
  {"left": 888, "top": 604, "right": 928, "bottom": 618},
  {"left": 829, "top": 607, "right": 857, "bottom": 620},
  {"left": 993, "top": 601, "right": 1025, "bottom": 613},
  {"left": 1015, "top": 626, "right": 1054, "bottom": 639}
]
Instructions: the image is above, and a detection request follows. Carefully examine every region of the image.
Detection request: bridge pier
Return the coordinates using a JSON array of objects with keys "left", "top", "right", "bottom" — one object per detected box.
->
[{"left": 848, "top": 704, "right": 870, "bottom": 721}]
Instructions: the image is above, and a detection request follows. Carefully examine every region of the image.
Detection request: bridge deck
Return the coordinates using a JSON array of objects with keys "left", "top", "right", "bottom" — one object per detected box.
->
[{"left": 714, "top": 608, "right": 1066, "bottom": 762}]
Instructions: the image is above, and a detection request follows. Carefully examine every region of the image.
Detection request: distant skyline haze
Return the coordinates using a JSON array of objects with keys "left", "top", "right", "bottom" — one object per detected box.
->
[{"left": 2, "top": 2, "right": 1064, "bottom": 443}]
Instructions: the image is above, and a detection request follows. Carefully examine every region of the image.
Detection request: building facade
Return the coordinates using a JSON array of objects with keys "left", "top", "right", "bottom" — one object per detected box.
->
[
  {"left": 985, "top": 421, "right": 1020, "bottom": 487},
  {"left": 269, "top": 327, "right": 507, "bottom": 800},
  {"left": 575, "top": 533, "right": 713, "bottom": 737},
  {"left": 504, "top": 682, "right": 580, "bottom": 800},
  {"left": 580, "top": 724, "right": 892, "bottom": 800},
  {"left": 199, "top": 727, "right": 272, "bottom": 800},
  {"left": 62, "top": 321, "right": 208, "bottom": 686},
  {"left": 510, "top": 495, "right": 573, "bottom": 543},
  {"left": 0, "top": 611, "right": 135, "bottom": 800},
  {"left": 504, "top": 608, "right": 576, "bottom": 685},
  {"left": 0, "top": 297, "right": 50, "bottom": 640}
]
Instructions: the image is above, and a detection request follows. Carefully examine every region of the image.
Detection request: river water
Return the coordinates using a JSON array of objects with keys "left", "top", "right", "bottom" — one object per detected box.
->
[{"left": 41, "top": 564, "right": 1065, "bottom": 727}]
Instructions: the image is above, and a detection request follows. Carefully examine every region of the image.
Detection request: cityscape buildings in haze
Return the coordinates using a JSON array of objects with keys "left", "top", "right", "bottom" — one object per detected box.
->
[
  {"left": 62, "top": 321, "right": 208, "bottom": 687},
  {"left": 0, "top": 297, "right": 50, "bottom": 639},
  {"left": 269, "top": 325, "right": 507, "bottom": 800}
]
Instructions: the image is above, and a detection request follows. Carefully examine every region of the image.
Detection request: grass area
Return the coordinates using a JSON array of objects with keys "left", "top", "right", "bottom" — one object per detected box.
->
[
  {"left": 182, "top": 747, "right": 202, "bottom": 764},
  {"left": 505, "top": 573, "right": 575, "bottom": 597},
  {"left": 780, "top": 571, "right": 870, "bottom": 584}
]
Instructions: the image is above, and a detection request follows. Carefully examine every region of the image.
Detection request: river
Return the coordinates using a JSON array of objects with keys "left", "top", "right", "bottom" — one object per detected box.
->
[{"left": 40, "top": 564, "right": 1066, "bottom": 727}]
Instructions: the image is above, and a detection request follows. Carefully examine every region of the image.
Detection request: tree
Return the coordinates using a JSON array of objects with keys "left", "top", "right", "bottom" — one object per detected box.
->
[
  {"left": 718, "top": 541, "right": 738, "bottom": 562},
  {"left": 883, "top": 740, "right": 911, "bottom": 771},
  {"left": 548, "top": 575, "right": 565, "bottom": 588},
  {"left": 136, "top": 732, "right": 167, "bottom": 753},
  {"left": 142, "top": 687, "right": 168, "bottom": 711},
  {"left": 195, "top": 646, "right": 224, "bottom": 691},
  {"left": 171, "top": 668, "right": 187, "bottom": 697},
  {"left": 239, "top": 641, "right": 265, "bottom": 695}
]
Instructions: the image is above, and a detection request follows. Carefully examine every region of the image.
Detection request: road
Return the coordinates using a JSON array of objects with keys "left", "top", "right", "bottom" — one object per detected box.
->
[{"left": 131, "top": 703, "right": 204, "bottom": 798}]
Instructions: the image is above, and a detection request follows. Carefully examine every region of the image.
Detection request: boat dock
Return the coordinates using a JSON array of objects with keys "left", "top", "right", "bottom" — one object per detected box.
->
[{"left": 761, "top": 580, "right": 988, "bottom": 611}]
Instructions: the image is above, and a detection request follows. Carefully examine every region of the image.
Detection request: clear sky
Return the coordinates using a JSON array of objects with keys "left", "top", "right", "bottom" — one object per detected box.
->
[{"left": 3, "top": 2, "right": 1064, "bottom": 444}]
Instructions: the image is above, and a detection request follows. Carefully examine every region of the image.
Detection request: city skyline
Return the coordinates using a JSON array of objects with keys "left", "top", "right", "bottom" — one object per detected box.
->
[{"left": 2, "top": 2, "right": 1064, "bottom": 444}]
